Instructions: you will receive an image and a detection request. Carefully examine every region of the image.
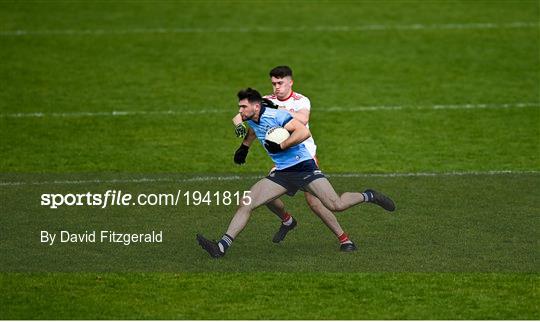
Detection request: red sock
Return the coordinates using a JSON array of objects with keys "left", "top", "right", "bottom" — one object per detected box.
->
[
  {"left": 281, "top": 212, "right": 294, "bottom": 226},
  {"left": 282, "top": 212, "right": 291, "bottom": 222},
  {"left": 338, "top": 232, "right": 351, "bottom": 244}
]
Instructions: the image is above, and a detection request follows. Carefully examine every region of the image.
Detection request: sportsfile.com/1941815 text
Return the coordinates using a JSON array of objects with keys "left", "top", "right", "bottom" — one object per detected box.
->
[{"left": 40, "top": 190, "right": 252, "bottom": 209}]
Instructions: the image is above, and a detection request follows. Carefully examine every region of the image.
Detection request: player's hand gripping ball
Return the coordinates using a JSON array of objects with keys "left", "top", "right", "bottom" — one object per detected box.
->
[{"left": 264, "top": 126, "right": 290, "bottom": 153}]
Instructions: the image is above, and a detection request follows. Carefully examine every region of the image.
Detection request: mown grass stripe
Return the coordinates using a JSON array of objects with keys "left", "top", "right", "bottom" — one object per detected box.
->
[
  {"left": 1, "top": 102, "right": 538, "bottom": 118},
  {"left": 1, "top": 21, "right": 538, "bottom": 36},
  {"left": 1, "top": 170, "right": 538, "bottom": 186}
]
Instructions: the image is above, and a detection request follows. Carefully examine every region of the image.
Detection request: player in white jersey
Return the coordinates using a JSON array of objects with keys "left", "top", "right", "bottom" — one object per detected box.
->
[
  {"left": 196, "top": 88, "right": 396, "bottom": 258},
  {"left": 232, "top": 66, "right": 358, "bottom": 252}
]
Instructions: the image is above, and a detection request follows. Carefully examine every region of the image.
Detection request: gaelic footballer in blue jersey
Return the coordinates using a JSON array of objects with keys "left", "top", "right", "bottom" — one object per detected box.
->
[
  {"left": 245, "top": 102, "right": 312, "bottom": 170},
  {"left": 235, "top": 65, "right": 356, "bottom": 251},
  {"left": 196, "top": 88, "right": 396, "bottom": 258}
]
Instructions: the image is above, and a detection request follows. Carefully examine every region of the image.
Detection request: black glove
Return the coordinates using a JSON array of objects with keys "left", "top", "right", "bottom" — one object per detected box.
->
[
  {"left": 261, "top": 98, "right": 278, "bottom": 109},
  {"left": 234, "top": 123, "right": 247, "bottom": 138},
  {"left": 234, "top": 143, "right": 250, "bottom": 164},
  {"left": 264, "top": 140, "right": 283, "bottom": 154}
]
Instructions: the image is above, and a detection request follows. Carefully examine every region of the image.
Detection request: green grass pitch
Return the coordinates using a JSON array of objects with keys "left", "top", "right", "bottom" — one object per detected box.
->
[{"left": 0, "top": 0, "right": 539, "bottom": 319}]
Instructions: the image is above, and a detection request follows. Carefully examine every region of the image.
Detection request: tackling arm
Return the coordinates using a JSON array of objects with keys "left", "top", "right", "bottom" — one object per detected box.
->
[
  {"left": 232, "top": 113, "right": 243, "bottom": 126},
  {"left": 285, "top": 108, "right": 310, "bottom": 125}
]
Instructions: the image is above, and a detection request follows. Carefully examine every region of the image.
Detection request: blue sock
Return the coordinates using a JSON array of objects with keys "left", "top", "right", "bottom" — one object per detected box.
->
[
  {"left": 362, "top": 191, "right": 374, "bottom": 202},
  {"left": 217, "top": 234, "right": 234, "bottom": 253}
]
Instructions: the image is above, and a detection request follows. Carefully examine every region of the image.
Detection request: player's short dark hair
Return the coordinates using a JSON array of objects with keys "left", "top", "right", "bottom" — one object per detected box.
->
[
  {"left": 269, "top": 65, "right": 293, "bottom": 79},
  {"left": 237, "top": 87, "right": 262, "bottom": 104}
]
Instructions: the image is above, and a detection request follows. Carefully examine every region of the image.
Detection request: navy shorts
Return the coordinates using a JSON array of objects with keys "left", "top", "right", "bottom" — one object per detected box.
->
[{"left": 266, "top": 159, "right": 326, "bottom": 196}]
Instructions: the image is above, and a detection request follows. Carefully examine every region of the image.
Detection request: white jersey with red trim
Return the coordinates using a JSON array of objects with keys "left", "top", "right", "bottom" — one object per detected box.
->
[{"left": 264, "top": 91, "right": 317, "bottom": 157}]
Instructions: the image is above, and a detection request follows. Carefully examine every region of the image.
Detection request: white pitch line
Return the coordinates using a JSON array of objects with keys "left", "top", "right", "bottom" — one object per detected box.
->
[
  {"left": 1, "top": 170, "right": 538, "bottom": 187},
  {"left": 0, "top": 176, "right": 254, "bottom": 186},
  {"left": 1, "top": 109, "right": 222, "bottom": 118},
  {"left": 325, "top": 102, "right": 540, "bottom": 112},
  {"left": 1, "top": 102, "right": 538, "bottom": 118},
  {"left": 1, "top": 21, "right": 538, "bottom": 36}
]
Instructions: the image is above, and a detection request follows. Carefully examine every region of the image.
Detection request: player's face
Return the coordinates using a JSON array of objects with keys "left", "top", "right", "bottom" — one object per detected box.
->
[
  {"left": 271, "top": 76, "right": 293, "bottom": 100},
  {"left": 238, "top": 99, "right": 258, "bottom": 121}
]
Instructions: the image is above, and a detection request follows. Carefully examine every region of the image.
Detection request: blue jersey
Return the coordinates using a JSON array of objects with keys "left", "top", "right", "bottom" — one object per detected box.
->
[{"left": 247, "top": 106, "right": 312, "bottom": 170}]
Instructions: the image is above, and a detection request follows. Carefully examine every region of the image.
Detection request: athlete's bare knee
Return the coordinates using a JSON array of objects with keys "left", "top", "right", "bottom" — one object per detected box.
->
[
  {"left": 325, "top": 199, "right": 347, "bottom": 212},
  {"left": 239, "top": 198, "right": 257, "bottom": 212},
  {"left": 308, "top": 199, "right": 327, "bottom": 213},
  {"left": 305, "top": 194, "right": 324, "bottom": 213},
  {"left": 334, "top": 202, "right": 347, "bottom": 212},
  {"left": 308, "top": 201, "right": 322, "bottom": 213}
]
